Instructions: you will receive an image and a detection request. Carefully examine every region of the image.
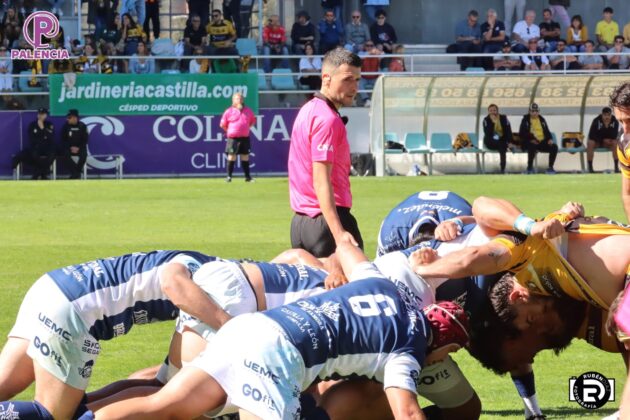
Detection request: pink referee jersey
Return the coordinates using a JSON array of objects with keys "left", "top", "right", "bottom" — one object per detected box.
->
[
  {"left": 220, "top": 106, "right": 256, "bottom": 138},
  {"left": 288, "top": 95, "right": 352, "bottom": 217}
]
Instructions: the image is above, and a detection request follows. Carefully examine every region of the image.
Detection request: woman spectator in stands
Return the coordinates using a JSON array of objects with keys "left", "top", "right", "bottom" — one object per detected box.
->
[
  {"left": 370, "top": 9, "right": 397, "bottom": 53},
  {"left": 74, "top": 42, "right": 114, "bottom": 74},
  {"left": 2, "top": 6, "right": 22, "bottom": 48},
  {"left": 0, "top": 45, "right": 13, "bottom": 92},
  {"left": 189, "top": 45, "right": 210, "bottom": 74},
  {"left": 129, "top": 40, "right": 155, "bottom": 74},
  {"left": 483, "top": 103, "right": 513, "bottom": 174},
  {"left": 566, "top": 14, "right": 587, "bottom": 52},
  {"left": 121, "top": 12, "right": 146, "bottom": 56},
  {"left": 298, "top": 42, "right": 322, "bottom": 91}
]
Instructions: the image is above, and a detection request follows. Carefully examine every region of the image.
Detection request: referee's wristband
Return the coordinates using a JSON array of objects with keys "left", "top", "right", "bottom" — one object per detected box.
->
[
  {"left": 447, "top": 218, "right": 465, "bottom": 233},
  {"left": 513, "top": 214, "right": 536, "bottom": 235}
]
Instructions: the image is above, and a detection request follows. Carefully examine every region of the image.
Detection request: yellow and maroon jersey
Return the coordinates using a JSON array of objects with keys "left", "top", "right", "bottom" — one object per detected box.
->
[
  {"left": 617, "top": 134, "right": 630, "bottom": 178},
  {"left": 492, "top": 213, "right": 630, "bottom": 310}
]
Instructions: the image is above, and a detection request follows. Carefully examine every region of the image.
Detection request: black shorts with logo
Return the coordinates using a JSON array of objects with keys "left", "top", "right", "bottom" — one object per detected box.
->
[
  {"left": 290, "top": 207, "right": 364, "bottom": 258},
  {"left": 225, "top": 137, "right": 251, "bottom": 155}
]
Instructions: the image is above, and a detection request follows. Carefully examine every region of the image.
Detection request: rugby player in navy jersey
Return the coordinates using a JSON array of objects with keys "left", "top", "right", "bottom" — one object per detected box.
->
[
  {"left": 92, "top": 244, "right": 470, "bottom": 420},
  {"left": 0, "top": 250, "right": 229, "bottom": 420},
  {"left": 377, "top": 190, "right": 475, "bottom": 257}
]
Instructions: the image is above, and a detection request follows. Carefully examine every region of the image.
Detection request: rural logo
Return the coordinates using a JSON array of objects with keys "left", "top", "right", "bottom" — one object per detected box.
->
[
  {"left": 569, "top": 371, "right": 615, "bottom": 409},
  {"left": 83, "top": 117, "right": 127, "bottom": 171},
  {"left": 78, "top": 360, "right": 95, "bottom": 379},
  {"left": 11, "top": 11, "right": 69, "bottom": 60}
]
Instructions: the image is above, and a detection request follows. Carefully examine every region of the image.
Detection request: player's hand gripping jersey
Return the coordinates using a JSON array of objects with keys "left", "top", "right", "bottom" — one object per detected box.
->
[{"left": 377, "top": 191, "right": 472, "bottom": 256}]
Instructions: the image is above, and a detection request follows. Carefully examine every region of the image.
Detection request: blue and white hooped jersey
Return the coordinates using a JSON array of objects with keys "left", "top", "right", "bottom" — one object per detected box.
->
[
  {"left": 47, "top": 250, "right": 216, "bottom": 341},
  {"left": 377, "top": 191, "right": 472, "bottom": 256},
  {"left": 264, "top": 271, "right": 430, "bottom": 394},
  {"left": 254, "top": 262, "right": 328, "bottom": 309}
]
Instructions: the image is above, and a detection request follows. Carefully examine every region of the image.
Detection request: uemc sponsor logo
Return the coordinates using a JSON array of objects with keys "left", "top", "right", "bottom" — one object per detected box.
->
[
  {"left": 33, "top": 336, "right": 63, "bottom": 367},
  {"left": 38, "top": 313, "right": 71, "bottom": 341},
  {"left": 242, "top": 384, "right": 278, "bottom": 412},
  {"left": 244, "top": 359, "right": 280, "bottom": 384}
]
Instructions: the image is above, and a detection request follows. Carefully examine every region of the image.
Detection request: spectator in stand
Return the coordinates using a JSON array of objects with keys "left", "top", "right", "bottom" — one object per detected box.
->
[
  {"left": 2, "top": 6, "right": 22, "bottom": 47},
  {"left": 206, "top": 9, "right": 238, "bottom": 55},
  {"left": 129, "top": 40, "right": 155, "bottom": 74},
  {"left": 262, "top": 14, "right": 289, "bottom": 73},
  {"left": 74, "top": 43, "right": 113, "bottom": 74},
  {"left": 587, "top": 106, "right": 620, "bottom": 173},
  {"left": 88, "top": 0, "right": 114, "bottom": 41},
  {"left": 121, "top": 12, "right": 146, "bottom": 56},
  {"left": 188, "top": 0, "right": 210, "bottom": 27},
  {"left": 521, "top": 39, "right": 550, "bottom": 70},
  {"left": 595, "top": 7, "right": 619, "bottom": 53},
  {"left": 493, "top": 40, "right": 522, "bottom": 70},
  {"left": 358, "top": 40, "right": 381, "bottom": 107},
  {"left": 607, "top": 35, "right": 630, "bottom": 70},
  {"left": 483, "top": 104, "right": 513, "bottom": 174},
  {"left": 321, "top": 0, "right": 343, "bottom": 26},
  {"left": 61, "top": 109, "right": 89, "bottom": 179},
  {"left": 452, "top": 10, "right": 482, "bottom": 70},
  {"left": 511, "top": 9, "right": 540, "bottom": 53},
  {"left": 143, "top": 0, "right": 160, "bottom": 41},
  {"left": 548, "top": 0, "right": 570, "bottom": 31},
  {"left": 48, "top": 58, "right": 73, "bottom": 74},
  {"left": 388, "top": 44, "right": 405, "bottom": 72},
  {"left": 100, "top": 13, "right": 122, "bottom": 46},
  {"left": 539, "top": 8, "right": 561, "bottom": 52},
  {"left": 480, "top": 8, "right": 506, "bottom": 69},
  {"left": 103, "top": 41, "right": 124, "bottom": 73},
  {"left": 519, "top": 102, "right": 558, "bottom": 174},
  {"left": 183, "top": 13, "right": 208, "bottom": 55},
  {"left": 121, "top": 0, "right": 146, "bottom": 32},
  {"left": 344, "top": 10, "right": 370, "bottom": 54},
  {"left": 0, "top": 46, "right": 13, "bottom": 92},
  {"left": 222, "top": 0, "right": 243, "bottom": 38},
  {"left": 548, "top": 39, "right": 580, "bottom": 70},
  {"left": 566, "top": 14, "right": 587, "bottom": 53},
  {"left": 318, "top": 9, "right": 344, "bottom": 54},
  {"left": 298, "top": 43, "right": 322, "bottom": 91},
  {"left": 578, "top": 40, "right": 604, "bottom": 70},
  {"left": 503, "top": 0, "right": 525, "bottom": 37},
  {"left": 363, "top": 0, "right": 389, "bottom": 26},
  {"left": 370, "top": 9, "right": 396, "bottom": 54},
  {"left": 220, "top": 92, "right": 256, "bottom": 182},
  {"left": 12, "top": 108, "right": 55, "bottom": 180},
  {"left": 189, "top": 45, "right": 210, "bottom": 73},
  {"left": 291, "top": 10, "right": 316, "bottom": 54},
  {"left": 624, "top": 20, "right": 630, "bottom": 47}
]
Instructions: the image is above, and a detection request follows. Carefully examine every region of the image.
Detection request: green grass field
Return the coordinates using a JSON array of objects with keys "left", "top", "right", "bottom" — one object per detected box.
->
[{"left": 0, "top": 174, "right": 626, "bottom": 419}]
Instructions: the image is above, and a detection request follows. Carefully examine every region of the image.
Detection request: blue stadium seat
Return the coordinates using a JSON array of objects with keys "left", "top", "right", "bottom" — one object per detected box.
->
[
  {"left": 554, "top": 132, "right": 586, "bottom": 173},
  {"left": 385, "top": 132, "right": 403, "bottom": 155},
  {"left": 404, "top": 132, "right": 432, "bottom": 174},
  {"left": 270, "top": 68, "right": 296, "bottom": 90},
  {"left": 248, "top": 68, "right": 269, "bottom": 90},
  {"left": 161, "top": 69, "right": 181, "bottom": 74},
  {"left": 430, "top": 132, "right": 454, "bottom": 153},
  {"left": 236, "top": 38, "right": 258, "bottom": 56},
  {"left": 18, "top": 70, "right": 44, "bottom": 92},
  {"left": 151, "top": 38, "right": 175, "bottom": 56},
  {"left": 465, "top": 67, "right": 485, "bottom": 74},
  {"left": 456, "top": 132, "right": 484, "bottom": 173}
]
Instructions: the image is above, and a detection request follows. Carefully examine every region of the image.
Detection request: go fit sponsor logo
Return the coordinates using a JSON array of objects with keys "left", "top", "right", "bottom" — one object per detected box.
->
[{"left": 11, "top": 12, "right": 69, "bottom": 60}]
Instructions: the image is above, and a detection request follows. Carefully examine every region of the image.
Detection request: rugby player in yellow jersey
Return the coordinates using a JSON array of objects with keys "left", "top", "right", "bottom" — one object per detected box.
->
[{"left": 611, "top": 82, "right": 630, "bottom": 222}]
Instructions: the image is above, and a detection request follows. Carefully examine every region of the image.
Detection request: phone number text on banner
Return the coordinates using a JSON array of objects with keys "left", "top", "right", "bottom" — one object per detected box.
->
[{"left": 49, "top": 73, "right": 258, "bottom": 116}]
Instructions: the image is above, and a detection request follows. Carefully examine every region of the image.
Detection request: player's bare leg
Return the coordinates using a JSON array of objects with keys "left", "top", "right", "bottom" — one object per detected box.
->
[
  {"left": 0, "top": 337, "right": 34, "bottom": 399},
  {"left": 33, "top": 361, "right": 86, "bottom": 420}
]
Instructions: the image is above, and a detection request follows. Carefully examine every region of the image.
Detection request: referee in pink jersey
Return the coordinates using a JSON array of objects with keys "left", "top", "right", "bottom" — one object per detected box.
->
[
  {"left": 288, "top": 47, "right": 364, "bottom": 257},
  {"left": 220, "top": 92, "right": 257, "bottom": 182}
]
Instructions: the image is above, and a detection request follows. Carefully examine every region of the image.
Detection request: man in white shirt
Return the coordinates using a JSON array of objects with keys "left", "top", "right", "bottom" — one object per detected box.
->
[{"left": 512, "top": 10, "right": 540, "bottom": 53}]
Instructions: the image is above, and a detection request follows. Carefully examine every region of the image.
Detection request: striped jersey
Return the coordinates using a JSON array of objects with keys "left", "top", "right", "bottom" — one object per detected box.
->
[
  {"left": 47, "top": 250, "right": 216, "bottom": 340},
  {"left": 265, "top": 269, "right": 430, "bottom": 394},
  {"left": 254, "top": 262, "right": 328, "bottom": 308},
  {"left": 377, "top": 191, "right": 472, "bottom": 256}
]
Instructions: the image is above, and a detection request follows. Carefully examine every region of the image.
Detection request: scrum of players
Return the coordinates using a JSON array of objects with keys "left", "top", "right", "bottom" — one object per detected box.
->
[{"left": 2, "top": 185, "right": 630, "bottom": 420}]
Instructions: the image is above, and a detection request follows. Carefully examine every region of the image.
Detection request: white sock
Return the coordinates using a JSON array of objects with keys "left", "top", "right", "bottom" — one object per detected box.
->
[{"left": 522, "top": 394, "right": 542, "bottom": 417}]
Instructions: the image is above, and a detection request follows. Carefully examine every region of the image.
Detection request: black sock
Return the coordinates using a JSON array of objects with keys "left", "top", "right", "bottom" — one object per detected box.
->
[
  {"left": 588, "top": 160, "right": 594, "bottom": 172},
  {"left": 227, "top": 160, "right": 235, "bottom": 177},
  {"left": 615, "top": 160, "right": 619, "bottom": 171},
  {"left": 242, "top": 161, "right": 251, "bottom": 178}
]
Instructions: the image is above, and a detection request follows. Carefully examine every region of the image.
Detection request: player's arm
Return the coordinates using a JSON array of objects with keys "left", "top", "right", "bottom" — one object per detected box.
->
[
  {"left": 413, "top": 241, "right": 512, "bottom": 279},
  {"left": 335, "top": 241, "right": 370, "bottom": 280},
  {"left": 385, "top": 387, "right": 426, "bottom": 420},
  {"left": 472, "top": 196, "right": 568, "bottom": 239},
  {"left": 160, "top": 262, "right": 231, "bottom": 330},
  {"left": 313, "top": 161, "right": 358, "bottom": 247}
]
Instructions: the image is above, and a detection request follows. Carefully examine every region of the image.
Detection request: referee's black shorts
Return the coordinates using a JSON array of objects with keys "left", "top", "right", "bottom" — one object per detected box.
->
[
  {"left": 290, "top": 207, "right": 364, "bottom": 258},
  {"left": 225, "top": 137, "right": 251, "bottom": 155}
]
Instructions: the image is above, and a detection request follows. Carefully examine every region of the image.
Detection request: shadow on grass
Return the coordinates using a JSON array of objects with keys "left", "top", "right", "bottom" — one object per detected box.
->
[{"left": 482, "top": 406, "right": 618, "bottom": 418}]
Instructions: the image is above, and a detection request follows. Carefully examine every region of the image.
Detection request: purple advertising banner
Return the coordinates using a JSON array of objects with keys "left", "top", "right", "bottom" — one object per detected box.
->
[{"left": 1, "top": 109, "right": 297, "bottom": 177}]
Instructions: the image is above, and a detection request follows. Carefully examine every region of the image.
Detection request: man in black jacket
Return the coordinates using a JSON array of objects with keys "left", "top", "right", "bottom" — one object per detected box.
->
[
  {"left": 12, "top": 107, "right": 56, "bottom": 180},
  {"left": 61, "top": 109, "right": 89, "bottom": 179},
  {"left": 519, "top": 102, "right": 558, "bottom": 174},
  {"left": 483, "top": 103, "right": 513, "bottom": 174}
]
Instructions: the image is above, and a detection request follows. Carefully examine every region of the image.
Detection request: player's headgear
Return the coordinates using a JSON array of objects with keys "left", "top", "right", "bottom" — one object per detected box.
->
[{"left": 423, "top": 301, "right": 470, "bottom": 351}]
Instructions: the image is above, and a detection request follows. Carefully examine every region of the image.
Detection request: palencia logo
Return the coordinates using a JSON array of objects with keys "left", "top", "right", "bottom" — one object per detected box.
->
[
  {"left": 82, "top": 116, "right": 126, "bottom": 171},
  {"left": 569, "top": 371, "right": 615, "bottom": 409}
]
